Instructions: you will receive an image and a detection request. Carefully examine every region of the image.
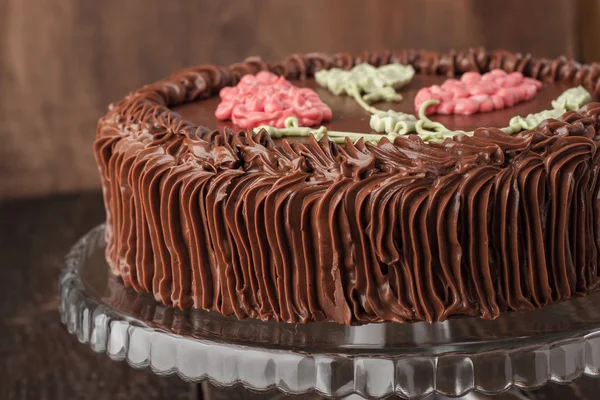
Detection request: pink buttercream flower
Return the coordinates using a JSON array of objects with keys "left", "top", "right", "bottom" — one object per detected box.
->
[
  {"left": 414, "top": 69, "right": 543, "bottom": 116},
  {"left": 215, "top": 71, "right": 332, "bottom": 128}
]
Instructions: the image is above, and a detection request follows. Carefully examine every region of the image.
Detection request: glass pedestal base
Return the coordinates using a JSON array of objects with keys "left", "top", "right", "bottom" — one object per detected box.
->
[{"left": 59, "top": 225, "right": 600, "bottom": 399}]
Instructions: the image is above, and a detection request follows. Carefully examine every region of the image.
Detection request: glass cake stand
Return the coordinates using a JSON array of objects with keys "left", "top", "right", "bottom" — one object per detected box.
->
[{"left": 59, "top": 225, "right": 600, "bottom": 399}]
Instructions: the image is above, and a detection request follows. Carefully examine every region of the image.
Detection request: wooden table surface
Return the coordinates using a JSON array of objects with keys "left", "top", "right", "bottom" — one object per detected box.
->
[
  {"left": 3, "top": 191, "right": 600, "bottom": 399},
  {"left": 0, "top": 193, "right": 199, "bottom": 399}
]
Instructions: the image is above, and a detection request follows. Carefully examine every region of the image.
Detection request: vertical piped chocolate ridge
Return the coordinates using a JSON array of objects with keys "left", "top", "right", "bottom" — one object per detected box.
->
[{"left": 95, "top": 49, "right": 600, "bottom": 324}]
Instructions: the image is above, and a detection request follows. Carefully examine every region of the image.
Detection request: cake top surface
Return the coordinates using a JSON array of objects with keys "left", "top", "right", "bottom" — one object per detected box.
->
[{"left": 173, "top": 74, "right": 575, "bottom": 138}]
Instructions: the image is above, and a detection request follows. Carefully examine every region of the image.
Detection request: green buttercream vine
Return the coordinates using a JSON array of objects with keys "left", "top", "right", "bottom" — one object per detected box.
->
[
  {"left": 254, "top": 85, "right": 592, "bottom": 144},
  {"left": 501, "top": 86, "right": 592, "bottom": 134},
  {"left": 256, "top": 115, "right": 388, "bottom": 144}
]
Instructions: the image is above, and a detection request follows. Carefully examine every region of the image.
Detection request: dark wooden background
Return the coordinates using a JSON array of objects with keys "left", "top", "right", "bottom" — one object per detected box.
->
[{"left": 1, "top": 0, "right": 599, "bottom": 200}]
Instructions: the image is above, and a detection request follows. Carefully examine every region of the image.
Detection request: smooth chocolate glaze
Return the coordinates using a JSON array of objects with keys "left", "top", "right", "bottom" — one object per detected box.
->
[{"left": 94, "top": 49, "right": 600, "bottom": 324}]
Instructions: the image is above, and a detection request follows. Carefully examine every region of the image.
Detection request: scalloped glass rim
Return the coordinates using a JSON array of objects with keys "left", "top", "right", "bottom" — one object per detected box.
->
[{"left": 59, "top": 225, "right": 600, "bottom": 399}]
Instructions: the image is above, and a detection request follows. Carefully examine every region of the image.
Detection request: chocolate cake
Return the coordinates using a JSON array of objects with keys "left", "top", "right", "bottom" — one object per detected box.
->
[{"left": 94, "top": 49, "right": 600, "bottom": 325}]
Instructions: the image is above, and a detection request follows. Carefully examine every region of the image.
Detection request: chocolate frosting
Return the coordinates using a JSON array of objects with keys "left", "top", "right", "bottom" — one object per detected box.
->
[{"left": 94, "top": 49, "right": 600, "bottom": 324}]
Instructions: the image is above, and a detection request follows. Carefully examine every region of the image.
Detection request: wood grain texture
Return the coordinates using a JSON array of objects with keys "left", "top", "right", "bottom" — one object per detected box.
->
[
  {"left": 0, "top": 0, "right": 584, "bottom": 199},
  {"left": 0, "top": 193, "right": 198, "bottom": 399},
  {"left": 576, "top": 0, "right": 600, "bottom": 65}
]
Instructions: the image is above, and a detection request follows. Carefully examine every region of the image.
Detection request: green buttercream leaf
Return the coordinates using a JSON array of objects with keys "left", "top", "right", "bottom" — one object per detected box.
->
[
  {"left": 551, "top": 85, "right": 592, "bottom": 111},
  {"left": 315, "top": 63, "right": 415, "bottom": 111},
  {"left": 369, "top": 109, "right": 418, "bottom": 135},
  {"left": 370, "top": 100, "right": 469, "bottom": 142}
]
